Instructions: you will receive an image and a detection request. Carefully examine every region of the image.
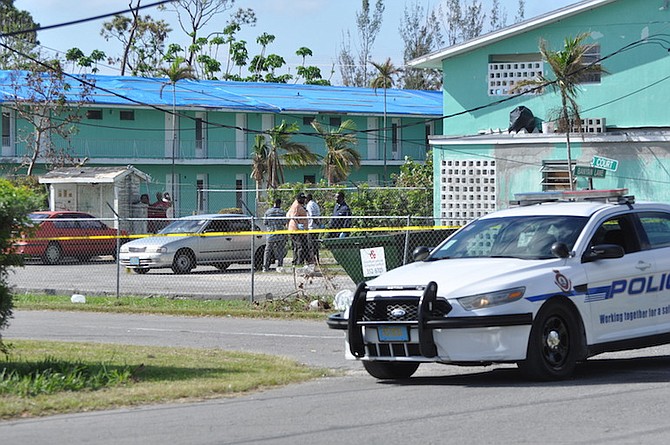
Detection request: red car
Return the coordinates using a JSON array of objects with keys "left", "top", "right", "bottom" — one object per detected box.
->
[{"left": 14, "top": 211, "right": 126, "bottom": 265}]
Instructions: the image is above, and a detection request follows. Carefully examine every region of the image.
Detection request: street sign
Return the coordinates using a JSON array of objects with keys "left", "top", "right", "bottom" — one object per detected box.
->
[
  {"left": 574, "top": 165, "right": 606, "bottom": 178},
  {"left": 591, "top": 156, "right": 619, "bottom": 172}
]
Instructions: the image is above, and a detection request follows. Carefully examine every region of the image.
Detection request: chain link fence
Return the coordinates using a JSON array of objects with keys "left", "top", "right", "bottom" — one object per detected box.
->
[{"left": 9, "top": 215, "right": 458, "bottom": 303}]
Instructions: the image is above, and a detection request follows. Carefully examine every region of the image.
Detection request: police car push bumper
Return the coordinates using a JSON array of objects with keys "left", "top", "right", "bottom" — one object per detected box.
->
[{"left": 327, "top": 281, "right": 533, "bottom": 361}]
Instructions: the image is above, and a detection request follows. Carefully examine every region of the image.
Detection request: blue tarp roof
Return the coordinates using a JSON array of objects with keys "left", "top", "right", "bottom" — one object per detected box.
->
[{"left": 0, "top": 71, "right": 443, "bottom": 117}]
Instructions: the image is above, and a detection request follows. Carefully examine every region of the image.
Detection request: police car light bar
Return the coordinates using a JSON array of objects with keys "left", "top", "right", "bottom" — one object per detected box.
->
[{"left": 512, "top": 189, "right": 634, "bottom": 206}]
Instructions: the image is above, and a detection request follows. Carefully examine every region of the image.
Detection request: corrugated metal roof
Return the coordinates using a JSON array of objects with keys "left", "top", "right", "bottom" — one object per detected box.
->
[
  {"left": 0, "top": 71, "right": 443, "bottom": 117},
  {"left": 38, "top": 166, "right": 152, "bottom": 184}
]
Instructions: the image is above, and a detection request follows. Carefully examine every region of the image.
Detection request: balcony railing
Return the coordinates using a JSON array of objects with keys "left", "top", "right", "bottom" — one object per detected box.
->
[{"left": 1, "top": 138, "right": 428, "bottom": 162}]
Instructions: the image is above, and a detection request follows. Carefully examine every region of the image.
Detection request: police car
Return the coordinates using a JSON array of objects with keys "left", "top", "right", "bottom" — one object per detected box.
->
[{"left": 327, "top": 189, "right": 670, "bottom": 380}]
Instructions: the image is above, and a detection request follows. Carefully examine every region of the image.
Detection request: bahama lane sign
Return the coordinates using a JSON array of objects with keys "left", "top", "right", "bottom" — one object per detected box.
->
[
  {"left": 591, "top": 155, "right": 619, "bottom": 172},
  {"left": 574, "top": 165, "right": 606, "bottom": 178}
]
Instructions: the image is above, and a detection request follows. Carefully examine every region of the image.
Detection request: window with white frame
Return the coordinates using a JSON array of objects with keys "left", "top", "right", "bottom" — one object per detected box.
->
[
  {"left": 488, "top": 54, "right": 543, "bottom": 96},
  {"left": 440, "top": 159, "right": 496, "bottom": 226}
]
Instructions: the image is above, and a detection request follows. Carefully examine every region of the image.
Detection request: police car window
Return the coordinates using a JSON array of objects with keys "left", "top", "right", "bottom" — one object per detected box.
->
[
  {"left": 590, "top": 215, "right": 639, "bottom": 254},
  {"left": 638, "top": 212, "right": 670, "bottom": 249}
]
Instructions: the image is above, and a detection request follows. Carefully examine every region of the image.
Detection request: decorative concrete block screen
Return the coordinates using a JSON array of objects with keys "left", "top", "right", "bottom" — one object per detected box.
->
[{"left": 440, "top": 159, "right": 497, "bottom": 226}]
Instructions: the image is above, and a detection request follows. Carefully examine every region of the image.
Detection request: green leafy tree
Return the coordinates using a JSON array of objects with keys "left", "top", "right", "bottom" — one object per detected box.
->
[
  {"left": 295, "top": 47, "right": 331, "bottom": 86},
  {"left": 311, "top": 119, "right": 361, "bottom": 185},
  {"left": 266, "top": 121, "right": 318, "bottom": 189},
  {"left": 168, "top": 0, "right": 237, "bottom": 67},
  {"left": 0, "top": 0, "right": 40, "bottom": 69},
  {"left": 370, "top": 58, "right": 401, "bottom": 181},
  {"left": 159, "top": 57, "right": 196, "bottom": 205},
  {"left": 514, "top": 33, "right": 604, "bottom": 190},
  {"left": 0, "top": 178, "right": 42, "bottom": 353},
  {"left": 65, "top": 48, "right": 106, "bottom": 74}
]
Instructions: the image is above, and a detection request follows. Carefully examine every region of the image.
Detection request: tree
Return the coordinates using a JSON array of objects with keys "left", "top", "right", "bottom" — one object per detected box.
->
[
  {"left": 514, "top": 33, "right": 604, "bottom": 190},
  {"left": 398, "top": 2, "right": 444, "bottom": 90},
  {"left": 266, "top": 121, "right": 318, "bottom": 189},
  {"left": 101, "top": 1, "right": 171, "bottom": 77},
  {"left": 0, "top": 0, "right": 40, "bottom": 70},
  {"left": 0, "top": 178, "right": 42, "bottom": 353},
  {"left": 489, "top": 0, "right": 507, "bottom": 31},
  {"left": 158, "top": 57, "right": 196, "bottom": 208},
  {"left": 311, "top": 119, "right": 361, "bottom": 185},
  {"left": 295, "top": 46, "right": 331, "bottom": 86},
  {"left": 167, "top": 0, "right": 240, "bottom": 68},
  {"left": 7, "top": 63, "right": 95, "bottom": 176},
  {"left": 370, "top": 58, "right": 401, "bottom": 181},
  {"left": 338, "top": 0, "right": 385, "bottom": 87},
  {"left": 250, "top": 134, "right": 268, "bottom": 200},
  {"left": 65, "top": 48, "right": 106, "bottom": 74}
]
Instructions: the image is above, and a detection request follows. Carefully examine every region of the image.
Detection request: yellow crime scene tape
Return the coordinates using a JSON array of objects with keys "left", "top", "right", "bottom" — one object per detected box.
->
[{"left": 14, "top": 224, "right": 462, "bottom": 243}]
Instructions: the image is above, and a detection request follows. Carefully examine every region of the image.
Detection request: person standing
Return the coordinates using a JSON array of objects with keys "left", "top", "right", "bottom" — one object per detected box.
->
[
  {"left": 329, "top": 191, "right": 352, "bottom": 238},
  {"left": 305, "top": 193, "right": 321, "bottom": 262},
  {"left": 286, "top": 192, "right": 310, "bottom": 265},
  {"left": 262, "top": 198, "right": 287, "bottom": 272}
]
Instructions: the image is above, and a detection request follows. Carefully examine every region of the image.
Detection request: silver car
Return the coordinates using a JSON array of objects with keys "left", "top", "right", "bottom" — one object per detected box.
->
[{"left": 119, "top": 214, "right": 266, "bottom": 274}]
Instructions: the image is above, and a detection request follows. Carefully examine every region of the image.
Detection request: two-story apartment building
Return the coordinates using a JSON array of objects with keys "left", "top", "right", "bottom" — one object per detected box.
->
[
  {"left": 0, "top": 72, "right": 442, "bottom": 216},
  {"left": 410, "top": 0, "right": 670, "bottom": 225}
]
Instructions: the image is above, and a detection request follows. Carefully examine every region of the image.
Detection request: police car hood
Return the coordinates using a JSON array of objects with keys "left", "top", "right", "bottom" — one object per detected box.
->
[{"left": 367, "top": 257, "right": 556, "bottom": 297}]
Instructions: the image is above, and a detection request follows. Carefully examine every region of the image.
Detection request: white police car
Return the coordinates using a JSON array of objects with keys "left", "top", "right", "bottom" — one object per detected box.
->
[{"left": 327, "top": 189, "right": 670, "bottom": 380}]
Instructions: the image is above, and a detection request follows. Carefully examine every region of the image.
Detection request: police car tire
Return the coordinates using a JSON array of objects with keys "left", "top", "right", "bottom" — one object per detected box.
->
[
  {"left": 363, "top": 361, "right": 420, "bottom": 380},
  {"left": 519, "top": 300, "right": 583, "bottom": 381}
]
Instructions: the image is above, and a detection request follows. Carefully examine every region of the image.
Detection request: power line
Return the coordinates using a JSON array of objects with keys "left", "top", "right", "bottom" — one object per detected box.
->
[{"left": 0, "top": 1, "right": 175, "bottom": 38}]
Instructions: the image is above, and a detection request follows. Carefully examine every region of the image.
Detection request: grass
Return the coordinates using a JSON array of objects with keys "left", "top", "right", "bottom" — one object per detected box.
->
[
  {"left": 12, "top": 293, "right": 334, "bottom": 319},
  {"left": 0, "top": 339, "right": 334, "bottom": 419}
]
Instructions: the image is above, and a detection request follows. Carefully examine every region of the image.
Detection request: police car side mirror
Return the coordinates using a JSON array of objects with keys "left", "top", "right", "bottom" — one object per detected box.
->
[
  {"left": 413, "top": 246, "right": 431, "bottom": 262},
  {"left": 581, "top": 244, "right": 625, "bottom": 263},
  {"left": 551, "top": 242, "right": 570, "bottom": 258}
]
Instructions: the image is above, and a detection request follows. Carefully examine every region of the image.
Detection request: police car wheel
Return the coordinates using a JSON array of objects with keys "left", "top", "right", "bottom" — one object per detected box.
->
[
  {"left": 519, "top": 300, "right": 582, "bottom": 381},
  {"left": 363, "top": 361, "right": 420, "bottom": 380}
]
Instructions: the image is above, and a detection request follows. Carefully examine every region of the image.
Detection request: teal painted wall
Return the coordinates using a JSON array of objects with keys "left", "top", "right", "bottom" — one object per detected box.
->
[{"left": 441, "top": 0, "right": 670, "bottom": 134}]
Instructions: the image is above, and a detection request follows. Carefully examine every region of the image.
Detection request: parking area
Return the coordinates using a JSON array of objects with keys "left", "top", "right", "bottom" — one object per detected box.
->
[{"left": 9, "top": 257, "right": 357, "bottom": 301}]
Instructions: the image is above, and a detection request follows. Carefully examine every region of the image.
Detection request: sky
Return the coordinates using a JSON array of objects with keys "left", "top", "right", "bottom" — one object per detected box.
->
[{"left": 13, "top": 0, "right": 576, "bottom": 82}]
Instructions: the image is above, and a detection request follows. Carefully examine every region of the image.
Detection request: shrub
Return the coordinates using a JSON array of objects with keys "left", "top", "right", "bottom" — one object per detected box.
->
[{"left": 0, "top": 178, "right": 42, "bottom": 354}]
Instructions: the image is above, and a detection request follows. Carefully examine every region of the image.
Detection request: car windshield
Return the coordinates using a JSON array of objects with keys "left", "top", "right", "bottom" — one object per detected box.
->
[
  {"left": 158, "top": 219, "right": 209, "bottom": 234},
  {"left": 29, "top": 213, "right": 50, "bottom": 221},
  {"left": 429, "top": 215, "right": 588, "bottom": 260}
]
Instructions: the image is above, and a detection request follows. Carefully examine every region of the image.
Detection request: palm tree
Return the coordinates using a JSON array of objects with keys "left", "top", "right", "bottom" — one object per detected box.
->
[
  {"left": 250, "top": 134, "right": 268, "bottom": 201},
  {"left": 266, "top": 120, "right": 318, "bottom": 189},
  {"left": 311, "top": 119, "right": 361, "bottom": 185},
  {"left": 159, "top": 57, "right": 195, "bottom": 213},
  {"left": 515, "top": 33, "right": 603, "bottom": 190},
  {"left": 370, "top": 58, "right": 401, "bottom": 182}
]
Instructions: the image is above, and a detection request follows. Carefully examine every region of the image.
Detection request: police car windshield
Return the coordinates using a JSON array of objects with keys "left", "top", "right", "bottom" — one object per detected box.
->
[{"left": 430, "top": 215, "right": 588, "bottom": 260}]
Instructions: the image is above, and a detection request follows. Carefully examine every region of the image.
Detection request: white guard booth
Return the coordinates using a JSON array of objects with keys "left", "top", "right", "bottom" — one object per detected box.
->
[{"left": 38, "top": 165, "right": 152, "bottom": 233}]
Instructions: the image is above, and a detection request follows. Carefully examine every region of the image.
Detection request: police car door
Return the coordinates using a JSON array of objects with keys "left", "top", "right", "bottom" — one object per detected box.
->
[
  {"left": 636, "top": 211, "right": 670, "bottom": 335},
  {"left": 582, "top": 213, "right": 658, "bottom": 344}
]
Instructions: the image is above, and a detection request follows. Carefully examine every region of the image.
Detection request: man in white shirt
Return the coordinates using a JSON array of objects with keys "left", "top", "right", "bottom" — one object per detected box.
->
[{"left": 305, "top": 193, "right": 321, "bottom": 263}]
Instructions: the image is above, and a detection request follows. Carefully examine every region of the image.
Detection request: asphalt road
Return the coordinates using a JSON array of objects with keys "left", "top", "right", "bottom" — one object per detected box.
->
[{"left": 4, "top": 311, "right": 670, "bottom": 444}]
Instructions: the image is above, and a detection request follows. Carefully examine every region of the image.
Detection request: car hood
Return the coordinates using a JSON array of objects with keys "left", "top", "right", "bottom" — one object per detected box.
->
[
  {"left": 367, "top": 257, "right": 560, "bottom": 298},
  {"left": 124, "top": 235, "right": 190, "bottom": 248}
]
